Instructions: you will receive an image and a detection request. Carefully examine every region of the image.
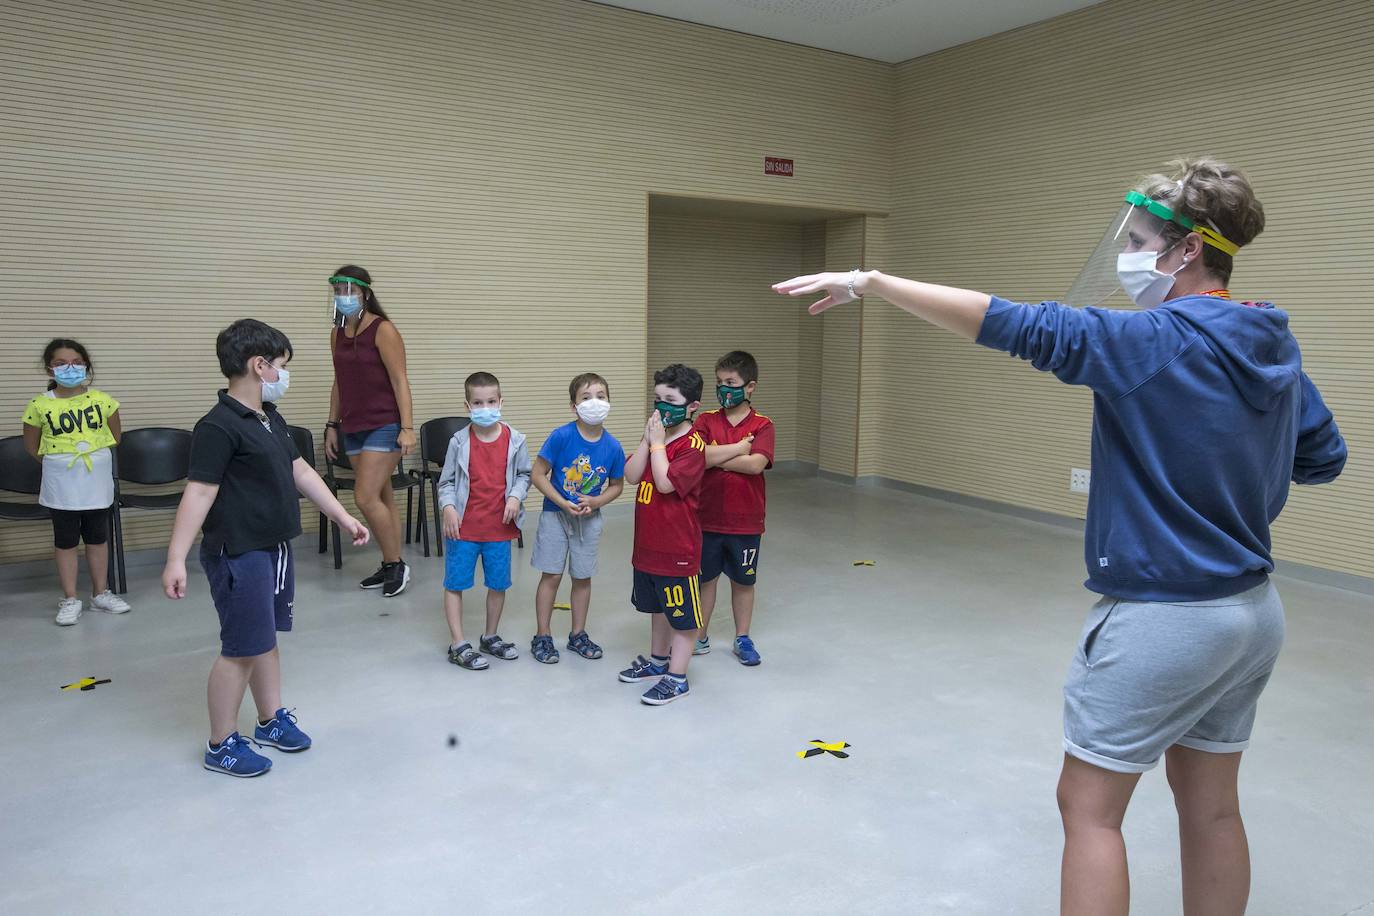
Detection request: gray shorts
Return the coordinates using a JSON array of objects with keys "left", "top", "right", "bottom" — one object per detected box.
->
[
  {"left": 1063, "top": 579, "right": 1285, "bottom": 774},
  {"left": 530, "top": 510, "right": 603, "bottom": 580}
]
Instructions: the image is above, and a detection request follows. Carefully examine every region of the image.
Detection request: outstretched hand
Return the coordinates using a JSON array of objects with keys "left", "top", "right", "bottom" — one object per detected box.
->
[{"left": 773, "top": 271, "right": 863, "bottom": 315}]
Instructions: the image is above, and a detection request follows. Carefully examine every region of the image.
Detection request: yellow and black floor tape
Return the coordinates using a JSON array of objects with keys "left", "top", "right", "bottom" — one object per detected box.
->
[{"left": 798, "top": 739, "right": 851, "bottom": 759}]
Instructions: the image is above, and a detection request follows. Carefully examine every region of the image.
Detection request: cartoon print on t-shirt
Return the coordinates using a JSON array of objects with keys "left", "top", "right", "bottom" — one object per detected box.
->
[{"left": 561, "top": 454, "right": 607, "bottom": 501}]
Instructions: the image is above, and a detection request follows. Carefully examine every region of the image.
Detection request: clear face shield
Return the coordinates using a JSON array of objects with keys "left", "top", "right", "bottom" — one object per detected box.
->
[
  {"left": 328, "top": 275, "right": 369, "bottom": 326},
  {"left": 1064, "top": 191, "right": 1239, "bottom": 308}
]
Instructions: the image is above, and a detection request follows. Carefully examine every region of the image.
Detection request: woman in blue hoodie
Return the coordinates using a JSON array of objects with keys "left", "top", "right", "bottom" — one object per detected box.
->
[{"left": 775, "top": 158, "right": 1346, "bottom": 916}]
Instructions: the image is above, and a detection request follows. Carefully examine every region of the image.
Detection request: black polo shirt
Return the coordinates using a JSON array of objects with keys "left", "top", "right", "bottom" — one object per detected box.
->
[{"left": 188, "top": 390, "right": 302, "bottom": 556}]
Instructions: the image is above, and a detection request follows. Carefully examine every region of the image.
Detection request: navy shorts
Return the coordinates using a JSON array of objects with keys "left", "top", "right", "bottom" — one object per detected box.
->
[
  {"left": 200, "top": 541, "right": 295, "bottom": 658},
  {"left": 700, "top": 531, "right": 761, "bottom": 586},
  {"left": 632, "top": 569, "right": 702, "bottom": 631}
]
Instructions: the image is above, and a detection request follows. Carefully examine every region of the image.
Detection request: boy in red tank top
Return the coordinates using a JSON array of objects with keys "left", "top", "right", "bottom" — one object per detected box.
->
[
  {"left": 694, "top": 351, "right": 774, "bottom": 666},
  {"left": 617, "top": 364, "right": 706, "bottom": 705}
]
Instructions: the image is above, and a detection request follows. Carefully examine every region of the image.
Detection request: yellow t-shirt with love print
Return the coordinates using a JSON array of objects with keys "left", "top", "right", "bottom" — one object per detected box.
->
[{"left": 22, "top": 388, "right": 120, "bottom": 457}]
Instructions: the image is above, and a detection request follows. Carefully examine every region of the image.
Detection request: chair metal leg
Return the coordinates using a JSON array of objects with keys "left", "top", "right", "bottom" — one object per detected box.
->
[
  {"left": 332, "top": 519, "right": 342, "bottom": 570},
  {"left": 111, "top": 504, "right": 128, "bottom": 594},
  {"left": 517, "top": 531, "right": 524, "bottom": 549},
  {"left": 417, "top": 481, "right": 430, "bottom": 558},
  {"left": 404, "top": 487, "right": 413, "bottom": 545},
  {"left": 432, "top": 477, "right": 444, "bottom": 557},
  {"left": 318, "top": 511, "right": 328, "bottom": 553}
]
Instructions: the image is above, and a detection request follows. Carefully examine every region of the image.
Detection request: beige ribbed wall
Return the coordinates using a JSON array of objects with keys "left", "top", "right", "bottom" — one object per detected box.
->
[
  {"left": 0, "top": 0, "right": 892, "bottom": 563},
  {"left": 876, "top": 0, "right": 1373, "bottom": 578},
  {"left": 818, "top": 217, "right": 865, "bottom": 476},
  {"left": 646, "top": 213, "right": 808, "bottom": 459}
]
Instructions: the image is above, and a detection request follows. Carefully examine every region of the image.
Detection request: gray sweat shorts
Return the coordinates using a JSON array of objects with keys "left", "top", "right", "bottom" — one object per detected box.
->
[
  {"left": 1063, "top": 579, "right": 1285, "bottom": 773},
  {"left": 530, "top": 509, "right": 604, "bottom": 580}
]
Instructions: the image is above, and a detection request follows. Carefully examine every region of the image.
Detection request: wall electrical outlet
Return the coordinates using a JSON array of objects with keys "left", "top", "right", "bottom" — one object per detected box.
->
[{"left": 1070, "top": 468, "right": 1091, "bottom": 493}]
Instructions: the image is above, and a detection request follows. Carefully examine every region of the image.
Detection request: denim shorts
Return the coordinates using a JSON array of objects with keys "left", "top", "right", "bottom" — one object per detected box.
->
[
  {"left": 1063, "top": 579, "right": 1285, "bottom": 773},
  {"left": 343, "top": 422, "right": 401, "bottom": 456}
]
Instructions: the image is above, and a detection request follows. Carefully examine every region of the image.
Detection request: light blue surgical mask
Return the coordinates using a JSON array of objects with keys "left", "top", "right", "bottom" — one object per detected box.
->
[
  {"left": 470, "top": 406, "right": 501, "bottom": 428},
  {"left": 53, "top": 365, "right": 88, "bottom": 388},
  {"left": 334, "top": 294, "right": 362, "bottom": 317}
]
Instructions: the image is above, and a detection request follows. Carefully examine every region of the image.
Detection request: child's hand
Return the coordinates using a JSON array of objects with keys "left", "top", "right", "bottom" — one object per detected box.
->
[
  {"left": 162, "top": 560, "right": 187, "bottom": 599},
  {"left": 568, "top": 495, "right": 596, "bottom": 516},
  {"left": 502, "top": 496, "right": 522, "bottom": 525},
  {"left": 647, "top": 412, "right": 666, "bottom": 446},
  {"left": 344, "top": 517, "right": 370, "bottom": 546},
  {"left": 736, "top": 434, "right": 755, "bottom": 457},
  {"left": 442, "top": 506, "right": 461, "bottom": 540}
]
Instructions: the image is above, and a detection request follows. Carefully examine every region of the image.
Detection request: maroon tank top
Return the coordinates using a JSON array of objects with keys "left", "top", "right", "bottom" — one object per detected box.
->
[{"left": 332, "top": 317, "right": 402, "bottom": 433}]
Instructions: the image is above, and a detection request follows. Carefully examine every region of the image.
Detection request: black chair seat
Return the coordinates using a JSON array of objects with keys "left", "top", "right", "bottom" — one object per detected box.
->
[
  {"left": 0, "top": 501, "right": 51, "bottom": 522},
  {"left": 119, "top": 492, "right": 183, "bottom": 510}
]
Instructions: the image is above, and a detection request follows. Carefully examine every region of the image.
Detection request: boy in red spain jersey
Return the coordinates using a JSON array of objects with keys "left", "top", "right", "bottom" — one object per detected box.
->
[
  {"left": 617, "top": 364, "right": 707, "bottom": 705},
  {"left": 694, "top": 351, "right": 774, "bottom": 665}
]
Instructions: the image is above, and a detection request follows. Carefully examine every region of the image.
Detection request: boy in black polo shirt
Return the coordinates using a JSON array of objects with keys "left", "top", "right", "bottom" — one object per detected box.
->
[{"left": 162, "top": 320, "right": 370, "bottom": 778}]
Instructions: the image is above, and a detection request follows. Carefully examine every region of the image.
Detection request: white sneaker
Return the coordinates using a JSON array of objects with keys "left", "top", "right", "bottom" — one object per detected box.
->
[
  {"left": 91, "top": 590, "right": 131, "bottom": 614},
  {"left": 55, "top": 597, "right": 83, "bottom": 626}
]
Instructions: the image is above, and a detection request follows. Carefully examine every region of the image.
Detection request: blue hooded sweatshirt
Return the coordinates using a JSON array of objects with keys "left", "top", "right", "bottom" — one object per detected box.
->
[{"left": 977, "top": 294, "right": 1346, "bottom": 602}]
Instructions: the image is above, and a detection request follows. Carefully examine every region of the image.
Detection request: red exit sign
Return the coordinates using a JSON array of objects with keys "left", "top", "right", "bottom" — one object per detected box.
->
[{"left": 764, "top": 156, "right": 794, "bottom": 177}]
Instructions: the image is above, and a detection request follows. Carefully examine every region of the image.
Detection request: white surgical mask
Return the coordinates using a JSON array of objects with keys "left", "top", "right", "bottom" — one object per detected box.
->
[
  {"left": 576, "top": 398, "right": 611, "bottom": 425},
  {"left": 260, "top": 364, "right": 290, "bottom": 402},
  {"left": 1116, "top": 248, "right": 1186, "bottom": 309}
]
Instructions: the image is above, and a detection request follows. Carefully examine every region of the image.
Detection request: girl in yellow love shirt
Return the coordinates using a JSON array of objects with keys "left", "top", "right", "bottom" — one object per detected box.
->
[{"left": 21, "top": 339, "right": 132, "bottom": 625}]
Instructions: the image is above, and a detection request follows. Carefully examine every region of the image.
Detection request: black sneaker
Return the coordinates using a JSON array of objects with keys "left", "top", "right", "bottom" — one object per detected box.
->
[
  {"left": 382, "top": 560, "right": 410, "bottom": 597},
  {"left": 359, "top": 563, "right": 390, "bottom": 590}
]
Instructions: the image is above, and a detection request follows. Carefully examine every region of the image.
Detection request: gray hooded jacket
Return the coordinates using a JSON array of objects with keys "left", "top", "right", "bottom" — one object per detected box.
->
[{"left": 437, "top": 423, "right": 533, "bottom": 528}]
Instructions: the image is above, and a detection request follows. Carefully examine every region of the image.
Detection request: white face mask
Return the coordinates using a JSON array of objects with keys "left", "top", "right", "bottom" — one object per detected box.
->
[
  {"left": 1116, "top": 248, "right": 1186, "bottom": 309},
  {"left": 575, "top": 398, "right": 611, "bottom": 425},
  {"left": 260, "top": 364, "right": 290, "bottom": 402}
]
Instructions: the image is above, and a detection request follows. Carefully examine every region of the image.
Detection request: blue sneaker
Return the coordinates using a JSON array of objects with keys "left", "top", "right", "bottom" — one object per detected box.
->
[
  {"left": 641, "top": 676, "right": 690, "bottom": 705},
  {"left": 204, "top": 732, "right": 272, "bottom": 777},
  {"left": 255, "top": 708, "right": 312, "bottom": 752},
  {"left": 618, "top": 655, "right": 667, "bottom": 683},
  {"left": 733, "top": 635, "right": 761, "bottom": 666}
]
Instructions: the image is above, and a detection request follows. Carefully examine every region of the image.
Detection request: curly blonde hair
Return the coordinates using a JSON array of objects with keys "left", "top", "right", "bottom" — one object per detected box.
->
[{"left": 1135, "top": 157, "right": 1266, "bottom": 285}]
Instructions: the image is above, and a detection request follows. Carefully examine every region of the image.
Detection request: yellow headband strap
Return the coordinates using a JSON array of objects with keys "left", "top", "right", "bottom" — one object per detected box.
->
[{"left": 1194, "top": 225, "right": 1240, "bottom": 257}]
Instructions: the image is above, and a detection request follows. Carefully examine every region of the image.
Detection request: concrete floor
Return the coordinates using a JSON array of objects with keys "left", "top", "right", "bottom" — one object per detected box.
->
[{"left": 1, "top": 472, "right": 1370, "bottom": 914}]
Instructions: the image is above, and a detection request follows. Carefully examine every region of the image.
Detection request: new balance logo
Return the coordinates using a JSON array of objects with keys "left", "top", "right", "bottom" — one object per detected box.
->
[
  {"left": 269, "top": 727, "right": 281, "bottom": 739},
  {"left": 1098, "top": 557, "right": 1110, "bottom": 568},
  {"left": 222, "top": 755, "right": 238, "bottom": 769}
]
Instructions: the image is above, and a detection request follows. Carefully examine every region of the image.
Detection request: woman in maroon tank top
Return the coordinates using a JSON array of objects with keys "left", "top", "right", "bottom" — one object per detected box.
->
[{"left": 324, "top": 265, "right": 417, "bottom": 597}]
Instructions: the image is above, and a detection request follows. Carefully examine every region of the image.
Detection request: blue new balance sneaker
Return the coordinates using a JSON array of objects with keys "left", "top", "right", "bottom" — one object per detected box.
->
[
  {"left": 254, "top": 708, "right": 312, "bottom": 752},
  {"left": 618, "top": 655, "right": 668, "bottom": 683},
  {"left": 204, "top": 732, "right": 272, "bottom": 777},
  {"left": 733, "top": 635, "right": 761, "bottom": 666},
  {"left": 641, "top": 676, "right": 690, "bottom": 705}
]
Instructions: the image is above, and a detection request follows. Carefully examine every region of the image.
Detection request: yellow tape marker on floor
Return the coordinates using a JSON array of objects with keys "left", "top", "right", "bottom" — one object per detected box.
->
[
  {"left": 798, "top": 739, "right": 851, "bottom": 759},
  {"left": 554, "top": 603, "right": 571, "bottom": 611},
  {"left": 852, "top": 560, "right": 875, "bottom": 567},
  {"left": 60, "top": 676, "right": 111, "bottom": 692}
]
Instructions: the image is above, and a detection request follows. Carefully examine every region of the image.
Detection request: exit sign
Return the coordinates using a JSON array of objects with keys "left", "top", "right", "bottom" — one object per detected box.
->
[{"left": 764, "top": 156, "right": 794, "bottom": 177}]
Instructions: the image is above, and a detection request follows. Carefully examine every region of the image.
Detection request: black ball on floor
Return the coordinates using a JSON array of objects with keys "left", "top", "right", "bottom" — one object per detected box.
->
[{"left": 447, "top": 735, "right": 459, "bottom": 748}]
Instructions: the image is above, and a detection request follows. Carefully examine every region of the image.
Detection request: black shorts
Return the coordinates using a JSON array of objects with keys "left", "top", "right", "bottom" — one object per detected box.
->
[
  {"left": 631, "top": 569, "right": 702, "bottom": 631},
  {"left": 50, "top": 507, "right": 109, "bottom": 550},
  {"left": 700, "top": 532, "right": 761, "bottom": 586}
]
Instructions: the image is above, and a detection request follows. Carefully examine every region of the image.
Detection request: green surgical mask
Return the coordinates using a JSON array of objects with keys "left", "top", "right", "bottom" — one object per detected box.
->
[
  {"left": 716, "top": 383, "right": 748, "bottom": 408},
  {"left": 655, "top": 400, "right": 690, "bottom": 427}
]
